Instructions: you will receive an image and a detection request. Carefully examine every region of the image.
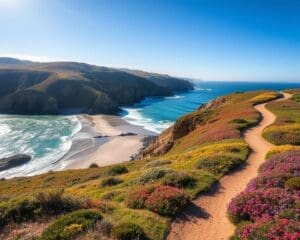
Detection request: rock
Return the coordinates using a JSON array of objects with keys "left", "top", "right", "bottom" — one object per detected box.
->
[
  {"left": 0, "top": 154, "right": 31, "bottom": 171},
  {"left": 118, "top": 132, "right": 138, "bottom": 136}
]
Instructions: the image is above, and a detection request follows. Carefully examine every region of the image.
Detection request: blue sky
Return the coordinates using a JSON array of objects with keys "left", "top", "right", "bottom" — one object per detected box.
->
[{"left": 0, "top": 0, "right": 299, "bottom": 81}]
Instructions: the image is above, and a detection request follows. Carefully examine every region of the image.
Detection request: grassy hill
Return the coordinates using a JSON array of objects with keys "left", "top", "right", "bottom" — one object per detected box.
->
[
  {"left": 0, "top": 58, "right": 193, "bottom": 115},
  {"left": 0, "top": 90, "right": 288, "bottom": 240}
]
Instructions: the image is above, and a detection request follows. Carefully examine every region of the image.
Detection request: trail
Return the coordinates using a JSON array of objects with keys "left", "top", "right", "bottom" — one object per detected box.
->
[{"left": 167, "top": 92, "right": 291, "bottom": 240}]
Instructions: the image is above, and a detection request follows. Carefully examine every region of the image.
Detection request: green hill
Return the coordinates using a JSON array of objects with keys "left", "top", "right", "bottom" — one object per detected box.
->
[{"left": 0, "top": 58, "right": 193, "bottom": 114}]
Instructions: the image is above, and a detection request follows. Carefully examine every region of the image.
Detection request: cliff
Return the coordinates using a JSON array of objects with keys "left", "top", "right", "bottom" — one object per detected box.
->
[{"left": 0, "top": 58, "right": 193, "bottom": 114}]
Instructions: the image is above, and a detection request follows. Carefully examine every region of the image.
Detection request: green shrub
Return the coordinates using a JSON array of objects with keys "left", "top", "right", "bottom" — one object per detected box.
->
[
  {"left": 196, "top": 155, "right": 243, "bottom": 175},
  {"left": 40, "top": 209, "right": 102, "bottom": 240},
  {"left": 162, "top": 171, "right": 195, "bottom": 188},
  {"left": 112, "top": 223, "right": 147, "bottom": 240},
  {"left": 0, "top": 198, "right": 37, "bottom": 227},
  {"left": 135, "top": 167, "right": 174, "bottom": 184},
  {"left": 107, "top": 166, "right": 128, "bottom": 176},
  {"left": 100, "top": 177, "right": 123, "bottom": 187},
  {"left": 89, "top": 163, "right": 99, "bottom": 168},
  {"left": 34, "top": 189, "right": 81, "bottom": 215},
  {"left": 285, "top": 177, "right": 300, "bottom": 190},
  {"left": 144, "top": 160, "right": 171, "bottom": 168}
]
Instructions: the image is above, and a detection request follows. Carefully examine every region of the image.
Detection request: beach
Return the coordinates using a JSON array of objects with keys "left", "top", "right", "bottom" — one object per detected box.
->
[{"left": 62, "top": 114, "right": 155, "bottom": 170}]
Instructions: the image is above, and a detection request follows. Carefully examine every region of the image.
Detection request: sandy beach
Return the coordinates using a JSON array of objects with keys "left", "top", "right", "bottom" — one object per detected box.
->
[{"left": 63, "top": 114, "right": 155, "bottom": 169}]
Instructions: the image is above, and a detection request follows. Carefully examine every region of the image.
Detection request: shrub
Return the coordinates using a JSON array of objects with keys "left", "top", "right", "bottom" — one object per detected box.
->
[
  {"left": 0, "top": 198, "right": 37, "bottom": 227},
  {"left": 196, "top": 155, "right": 243, "bottom": 175},
  {"left": 162, "top": 171, "right": 196, "bottom": 188},
  {"left": 40, "top": 209, "right": 102, "bottom": 240},
  {"left": 135, "top": 167, "right": 174, "bottom": 184},
  {"left": 145, "top": 185, "right": 189, "bottom": 216},
  {"left": 100, "top": 177, "right": 123, "bottom": 187},
  {"left": 107, "top": 166, "right": 128, "bottom": 176},
  {"left": 125, "top": 186, "right": 155, "bottom": 209},
  {"left": 247, "top": 173, "right": 293, "bottom": 190},
  {"left": 235, "top": 217, "right": 300, "bottom": 240},
  {"left": 263, "top": 124, "right": 300, "bottom": 145},
  {"left": 285, "top": 177, "right": 300, "bottom": 190},
  {"left": 112, "top": 223, "right": 147, "bottom": 240},
  {"left": 34, "top": 189, "right": 81, "bottom": 215},
  {"left": 89, "top": 163, "right": 99, "bottom": 168},
  {"left": 259, "top": 150, "right": 300, "bottom": 174},
  {"left": 144, "top": 160, "right": 171, "bottom": 168},
  {"left": 228, "top": 188, "right": 296, "bottom": 223}
]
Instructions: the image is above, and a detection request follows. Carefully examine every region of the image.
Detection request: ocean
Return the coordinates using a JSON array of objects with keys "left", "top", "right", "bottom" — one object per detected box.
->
[
  {"left": 0, "top": 81, "right": 299, "bottom": 178},
  {"left": 121, "top": 81, "right": 300, "bottom": 133}
]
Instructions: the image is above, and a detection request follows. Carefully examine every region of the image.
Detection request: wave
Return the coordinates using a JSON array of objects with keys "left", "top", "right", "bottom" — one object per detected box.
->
[
  {"left": 194, "top": 87, "right": 213, "bottom": 91},
  {"left": 165, "top": 95, "right": 184, "bottom": 99},
  {"left": 121, "top": 108, "right": 173, "bottom": 134},
  {"left": 0, "top": 115, "right": 82, "bottom": 179}
]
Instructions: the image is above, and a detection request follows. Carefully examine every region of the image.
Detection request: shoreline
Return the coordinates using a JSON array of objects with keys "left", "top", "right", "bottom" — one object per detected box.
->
[{"left": 61, "top": 114, "right": 156, "bottom": 170}]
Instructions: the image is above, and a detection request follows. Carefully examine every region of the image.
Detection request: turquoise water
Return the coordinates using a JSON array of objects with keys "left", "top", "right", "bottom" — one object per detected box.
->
[
  {"left": 121, "top": 81, "right": 300, "bottom": 133},
  {"left": 0, "top": 115, "right": 82, "bottom": 178}
]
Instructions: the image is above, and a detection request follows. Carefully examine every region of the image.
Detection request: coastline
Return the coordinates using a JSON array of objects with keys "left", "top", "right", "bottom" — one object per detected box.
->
[{"left": 61, "top": 114, "right": 156, "bottom": 170}]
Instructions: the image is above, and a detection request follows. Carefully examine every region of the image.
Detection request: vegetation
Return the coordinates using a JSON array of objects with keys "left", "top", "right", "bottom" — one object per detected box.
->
[
  {"left": 263, "top": 93, "right": 300, "bottom": 145},
  {"left": 100, "top": 177, "right": 123, "bottom": 187},
  {"left": 40, "top": 210, "right": 102, "bottom": 240},
  {"left": 0, "top": 90, "right": 291, "bottom": 239},
  {"left": 112, "top": 223, "right": 148, "bottom": 240}
]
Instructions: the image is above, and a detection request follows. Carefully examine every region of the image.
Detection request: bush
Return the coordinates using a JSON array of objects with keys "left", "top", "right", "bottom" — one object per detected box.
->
[
  {"left": 40, "top": 209, "right": 102, "bottom": 240},
  {"left": 34, "top": 189, "right": 81, "bottom": 215},
  {"left": 247, "top": 173, "right": 293, "bottom": 190},
  {"left": 112, "top": 223, "right": 147, "bottom": 240},
  {"left": 144, "top": 160, "right": 171, "bottom": 168},
  {"left": 285, "top": 177, "right": 300, "bottom": 190},
  {"left": 0, "top": 190, "right": 82, "bottom": 228},
  {"left": 263, "top": 124, "right": 300, "bottom": 145},
  {"left": 228, "top": 188, "right": 296, "bottom": 223},
  {"left": 196, "top": 155, "right": 243, "bottom": 175},
  {"left": 145, "top": 185, "right": 189, "bottom": 216},
  {"left": 235, "top": 217, "right": 300, "bottom": 240},
  {"left": 162, "top": 171, "right": 195, "bottom": 188},
  {"left": 125, "top": 186, "right": 155, "bottom": 209},
  {"left": 107, "top": 166, "right": 128, "bottom": 176},
  {"left": 0, "top": 198, "right": 37, "bottom": 227},
  {"left": 89, "top": 163, "right": 99, "bottom": 168},
  {"left": 135, "top": 167, "right": 174, "bottom": 184},
  {"left": 100, "top": 177, "right": 123, "bottom": 187}
]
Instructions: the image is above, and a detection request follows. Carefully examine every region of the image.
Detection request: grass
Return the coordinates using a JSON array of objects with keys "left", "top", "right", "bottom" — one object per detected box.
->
[
  {"left": 263, "top": 92, "right": 300, "bottom": 145},
  {"left": 0, "top": 90, "right": 290, "bottom": 240}
]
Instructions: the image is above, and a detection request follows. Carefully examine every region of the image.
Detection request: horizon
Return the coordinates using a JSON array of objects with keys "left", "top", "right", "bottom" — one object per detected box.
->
[{"left": 0, "top": 0, "right": 299, "bottom": 82}]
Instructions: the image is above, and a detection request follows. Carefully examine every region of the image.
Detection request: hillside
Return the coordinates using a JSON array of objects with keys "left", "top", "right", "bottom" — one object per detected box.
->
[
  {"left": 0, "top": 58, "right": 193, "bottom": 114},
  {"left": 0, "top": 90, "right": 292, "bottom": 240}
]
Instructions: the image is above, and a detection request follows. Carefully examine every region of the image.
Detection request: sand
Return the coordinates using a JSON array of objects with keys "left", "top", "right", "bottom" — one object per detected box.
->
[
  {"left": 167, "top": 92, "right": 291, "bottom": 240},
  {"left": 64, "top": 114, "right": 155, "bottom": 169}
]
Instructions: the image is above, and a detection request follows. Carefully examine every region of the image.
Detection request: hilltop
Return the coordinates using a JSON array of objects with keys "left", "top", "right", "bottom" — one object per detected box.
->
[{"left": 0, "top": 58, "right": 193, "bottom": 114}]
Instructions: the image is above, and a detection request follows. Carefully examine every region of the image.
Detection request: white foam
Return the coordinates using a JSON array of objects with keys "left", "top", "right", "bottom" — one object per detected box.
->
[
  {"left": 165, "top": 95, "right": 183, "bottom": 99},
  {"left": 121, "top": 108, "right": 173, "bottom": 133},
  {"left": 0, "top": 124, "right": 11, "bottom": 137}
]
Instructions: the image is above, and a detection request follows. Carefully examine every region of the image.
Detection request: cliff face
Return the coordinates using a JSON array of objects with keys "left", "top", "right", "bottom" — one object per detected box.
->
[
  {"left": 142, "top": 97, "right": 226, "bottom": 157},
  {"left": 0, "top": 58, "right": 193, "bottom": 114}
]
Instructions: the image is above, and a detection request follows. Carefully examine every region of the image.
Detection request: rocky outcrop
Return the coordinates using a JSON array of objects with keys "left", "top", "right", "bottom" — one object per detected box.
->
[
  {"left": 0, "top": 58, "right": 193, "bottom": 114},
  {"left": 0, "top": 154, "right": 31, "bottom": 171}
]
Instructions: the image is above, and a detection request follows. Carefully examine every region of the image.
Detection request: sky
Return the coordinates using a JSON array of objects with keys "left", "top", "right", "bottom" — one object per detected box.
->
[{"left": 0, "top": 0, "right": 299, "bottom": 81}]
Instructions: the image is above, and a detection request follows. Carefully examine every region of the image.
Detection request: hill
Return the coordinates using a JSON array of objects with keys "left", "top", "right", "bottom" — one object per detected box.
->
[
  {"left": 1, "top": 90, "right": 295, "bottom": 240},
  {"left": 0, "top": 58, "right": 193, "bottom": 114}
]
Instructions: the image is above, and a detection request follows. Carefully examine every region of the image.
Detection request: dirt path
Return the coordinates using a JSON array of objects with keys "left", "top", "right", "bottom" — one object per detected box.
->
[{"left": 167, "top": 92, "right": 291, "bottom": 240}]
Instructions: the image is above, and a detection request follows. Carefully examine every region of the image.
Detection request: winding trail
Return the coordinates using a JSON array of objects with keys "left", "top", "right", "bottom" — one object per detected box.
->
[{"left": 167, "top": 92, "right": 291, "bottom": 240}]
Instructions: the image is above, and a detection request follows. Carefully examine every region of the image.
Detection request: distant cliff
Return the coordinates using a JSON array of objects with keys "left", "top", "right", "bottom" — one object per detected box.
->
[{"left": 0, "top": 58, "right": 193, "bottom": 114}]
